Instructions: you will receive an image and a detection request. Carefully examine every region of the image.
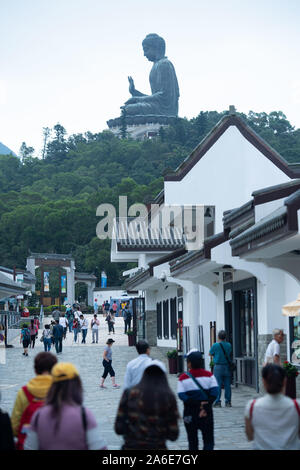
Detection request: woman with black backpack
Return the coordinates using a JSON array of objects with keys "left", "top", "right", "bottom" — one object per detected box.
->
[
  {"left": 29, "top": 319, "right": 38, "bottom": 349},
  {"left": 20, "top": 323, "right": 31, "bottom": 356},
  {"left": 105, "top": 310, "right": 115, "bottom": 334}
]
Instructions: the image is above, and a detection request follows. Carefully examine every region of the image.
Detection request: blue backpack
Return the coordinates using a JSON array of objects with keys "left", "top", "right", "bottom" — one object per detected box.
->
[{"left": 22, "top": 328, "right": 31, "bottom": 341}]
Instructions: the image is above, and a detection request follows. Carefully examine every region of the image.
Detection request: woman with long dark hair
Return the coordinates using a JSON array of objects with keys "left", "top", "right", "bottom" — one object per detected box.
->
[
  {"left": 24, "top": 362, "right": 107, "bottom": 450},
  {"left": 115, "top": 360, "right": 179, "bottom": 449},
  {"left": 20, "top": 323, "right": 31, "bottom": 356}
]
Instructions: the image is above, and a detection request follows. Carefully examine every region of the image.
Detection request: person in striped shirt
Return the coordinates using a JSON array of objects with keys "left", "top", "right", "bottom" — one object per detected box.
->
[{"left": 177, "top": 350, "right": 219, "bottom": 450}]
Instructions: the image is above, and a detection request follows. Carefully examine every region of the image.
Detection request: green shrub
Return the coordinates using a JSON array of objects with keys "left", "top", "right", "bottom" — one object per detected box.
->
[
  {"left": 28, "top": 307, "right": 40, "bottom": 315},
  {"left": 44, "top": 305, "right": 67, "bottom": 315},
  {"left": 167, "top": 349, "right": 178, "bottom": 359}
]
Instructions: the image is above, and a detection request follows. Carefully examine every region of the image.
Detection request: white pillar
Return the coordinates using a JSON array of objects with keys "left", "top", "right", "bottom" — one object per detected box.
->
[
  {"left": 66, "top": 262, "right": 75, "bottom": 305},
  {"left": 87, "top": 282, "right": 95, "bottom": 306},
  {"left": 138, "top": 254, "right": 147, "bottom": 269},
  {"left": 190, "top": 283, "right": 200, "bottom": 349}
]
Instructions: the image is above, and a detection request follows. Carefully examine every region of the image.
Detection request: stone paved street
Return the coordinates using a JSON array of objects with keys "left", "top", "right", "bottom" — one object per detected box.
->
[{"left": 0, "top": 316, "right": 259, "bottom": 450}]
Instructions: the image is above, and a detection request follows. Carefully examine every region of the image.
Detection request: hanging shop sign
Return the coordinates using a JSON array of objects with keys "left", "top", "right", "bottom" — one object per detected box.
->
[
  {"left": 61, "top": 275, "right": 67, "bottom": 294},
  {"left": 44, "top": 272, "right": 50, "bottom": 292}
]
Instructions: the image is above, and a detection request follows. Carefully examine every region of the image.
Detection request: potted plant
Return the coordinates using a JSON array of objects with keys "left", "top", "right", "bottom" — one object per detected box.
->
[
  {"left": 126, "top": 329, "right": 136, "bottom": 346},
  {"left": 167, "top": 349, "right": 178, "bottom": 374},
  {"left": 283, "top": 361, "right": 299, "bottom": 398}
]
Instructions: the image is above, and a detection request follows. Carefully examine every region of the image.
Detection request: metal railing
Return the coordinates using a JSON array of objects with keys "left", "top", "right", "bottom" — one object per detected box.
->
[{"left": 0, "top": 312, "right": 23, "bottom": 346}]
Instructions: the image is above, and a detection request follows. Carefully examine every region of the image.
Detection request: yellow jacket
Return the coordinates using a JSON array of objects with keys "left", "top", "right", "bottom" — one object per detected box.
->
[{"left": 11, "top": 374, "right": 53, "bottom": 436}]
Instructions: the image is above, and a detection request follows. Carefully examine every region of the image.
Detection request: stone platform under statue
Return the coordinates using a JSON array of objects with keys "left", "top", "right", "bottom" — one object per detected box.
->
[{"left": 107, "top": 114, "right": 177, "bottom": 139}]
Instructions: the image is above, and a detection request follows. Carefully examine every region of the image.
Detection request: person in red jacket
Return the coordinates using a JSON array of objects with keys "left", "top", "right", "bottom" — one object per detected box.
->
[{"left": 11, "top": 352, "right": 57, "bottom": 449}]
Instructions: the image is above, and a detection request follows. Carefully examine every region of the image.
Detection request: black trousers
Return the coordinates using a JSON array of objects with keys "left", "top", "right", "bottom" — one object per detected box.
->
[
  {"left": 124, "top": 319, "right": 131, "bottom": 333},
  {"left": 54, "top": 337, "right": 63, "bottom": 353},
  {"left": 184, "top": 409, "right": 214, "bottom": 451},
  {"left": 102, "top": 360, "right": 115, "bottom": 378},
  {"left": 30, "top": 335, "right": 36, "bottom": 348}
]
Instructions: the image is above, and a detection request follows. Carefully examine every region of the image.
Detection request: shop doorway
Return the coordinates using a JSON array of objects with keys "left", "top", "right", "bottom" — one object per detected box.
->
[
  {"left": 133, "top": 297, "right": 145, "bottom": 341},
  {"left": 233, "top": 278, "right": 258, "bottom": 391}
]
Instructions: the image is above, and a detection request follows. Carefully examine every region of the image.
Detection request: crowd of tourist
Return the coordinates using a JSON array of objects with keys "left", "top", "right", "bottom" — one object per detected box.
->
[{"left": 19, "top": 301, "right": 133, "bottom": 356}]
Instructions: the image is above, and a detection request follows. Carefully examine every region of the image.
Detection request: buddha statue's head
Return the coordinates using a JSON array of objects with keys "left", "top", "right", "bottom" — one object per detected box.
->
[{"left": 142, "top": 34, "right": 166, "bottom": 62}]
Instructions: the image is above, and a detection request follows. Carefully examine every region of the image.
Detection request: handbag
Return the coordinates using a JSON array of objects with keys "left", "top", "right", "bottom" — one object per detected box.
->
[{"left": 219, "top": 342, "right": 236, "bottom": 372}]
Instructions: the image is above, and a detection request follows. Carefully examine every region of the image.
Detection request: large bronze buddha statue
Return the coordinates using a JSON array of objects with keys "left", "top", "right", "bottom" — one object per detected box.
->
[{"left": 122, "top": 34, "right": 179, "bottom": 117}]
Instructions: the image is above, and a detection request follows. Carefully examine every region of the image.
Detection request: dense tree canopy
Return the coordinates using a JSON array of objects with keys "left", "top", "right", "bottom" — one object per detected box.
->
[{"left": 0, "top": 110, "right": 299, "bottom": 286}]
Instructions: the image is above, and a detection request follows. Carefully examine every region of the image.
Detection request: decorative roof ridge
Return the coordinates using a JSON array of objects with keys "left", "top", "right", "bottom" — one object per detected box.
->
[
  {"left": 169, "top": 230, "right": 228, "bottom": 273},
  {"left": 230, "top": 206, "right": 287, "bottom": 248},
  {"left": 252, "top": 179, "right": 300, "bottom": 198},
  {"left": 28, "top": 252, "right": 74, "bottom": 260},
  {"left": 284, "top": 188, "right": 300, "bottom": 207},
  {"left": 164, "top": 113, "right": 300, "bottom": 182},
  {"left": 252, "top": 179, "right": 300, "bottom": 205},
  {"left": 165, "top": 113, "right": 232, "bottom": 179},
  {"left": 223, "top": 200, "right": 254, "bottom": 224},
  {"left": 122, "top": 267, "right": 151, "bottom": 289}
]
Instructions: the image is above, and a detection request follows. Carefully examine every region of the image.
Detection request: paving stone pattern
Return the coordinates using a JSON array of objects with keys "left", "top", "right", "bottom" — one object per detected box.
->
[{"left": 0, "top": 316, "right": 258, "bottom": 450}]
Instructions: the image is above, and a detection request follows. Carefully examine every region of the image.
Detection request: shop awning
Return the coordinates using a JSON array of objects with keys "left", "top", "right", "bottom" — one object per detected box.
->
[{"left": 282, "top": 294, "right": 300, "bottom": 317}]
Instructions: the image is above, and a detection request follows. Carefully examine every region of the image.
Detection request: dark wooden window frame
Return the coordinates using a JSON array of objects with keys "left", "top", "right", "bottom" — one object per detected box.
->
[
  {"left": 170, "top": 297, "right": 177, "bottom": 340},
  {"left": 163, "top": 300, "right": 169, "bottom": 340}
]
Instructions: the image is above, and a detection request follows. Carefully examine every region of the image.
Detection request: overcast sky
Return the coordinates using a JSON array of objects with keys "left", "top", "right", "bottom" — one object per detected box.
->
[{"left": 1, "top": 0, "right": 300, "bottom": 156}]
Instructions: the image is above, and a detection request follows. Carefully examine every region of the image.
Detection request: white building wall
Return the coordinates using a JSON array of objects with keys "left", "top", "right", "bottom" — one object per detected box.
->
[
  {"left": 216, "top": 281, "right": 225, "bottom": 332},
  {"left": 164, "top": 126, "right": 291, "bottom": 233},
  {"left": 257, "top": 279, "right": 268, "bottom": 335}
]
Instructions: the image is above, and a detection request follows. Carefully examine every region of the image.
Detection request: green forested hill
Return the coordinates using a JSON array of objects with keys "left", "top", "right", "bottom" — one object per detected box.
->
[{"left": 1, "top": 110, "right": 299, "bottom": 286}]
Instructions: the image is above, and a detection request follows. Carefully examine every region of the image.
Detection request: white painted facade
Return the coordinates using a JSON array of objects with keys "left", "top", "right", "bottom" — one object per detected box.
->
[
  {"left": 164, "top": 126, "right": 290, "bottom": 232},
  {"left": 110, "top": 115, "right": 300, "bottom": 389}
]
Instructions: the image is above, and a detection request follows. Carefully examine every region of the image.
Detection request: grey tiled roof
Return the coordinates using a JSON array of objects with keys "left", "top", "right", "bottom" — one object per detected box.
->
[
  {"left": 252, "top": 179, "right": 300, "bottom": 198},
  {"left": 123, "top": 268, "right": 151, "bottom": 290},
  {"left": 223, "top": 200, "right": 254, "bottom": 227},
  {"left": 230, "top": 206, "right": 287, "bottom": 250},
  {"left": 0, "top": 272, "right": 27, "bottom": 292},
  {"left": 169, "top": 232, "right": 227, "bottom": 275},
  {"left": 0, "top": 267, "right": 36, "bottom": 283},
  {"left": 116, "top": 218, "right": 185, "bottom": 251},
  {"left": 230, "top": 188, "right": 300, "bottom": 252}
]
